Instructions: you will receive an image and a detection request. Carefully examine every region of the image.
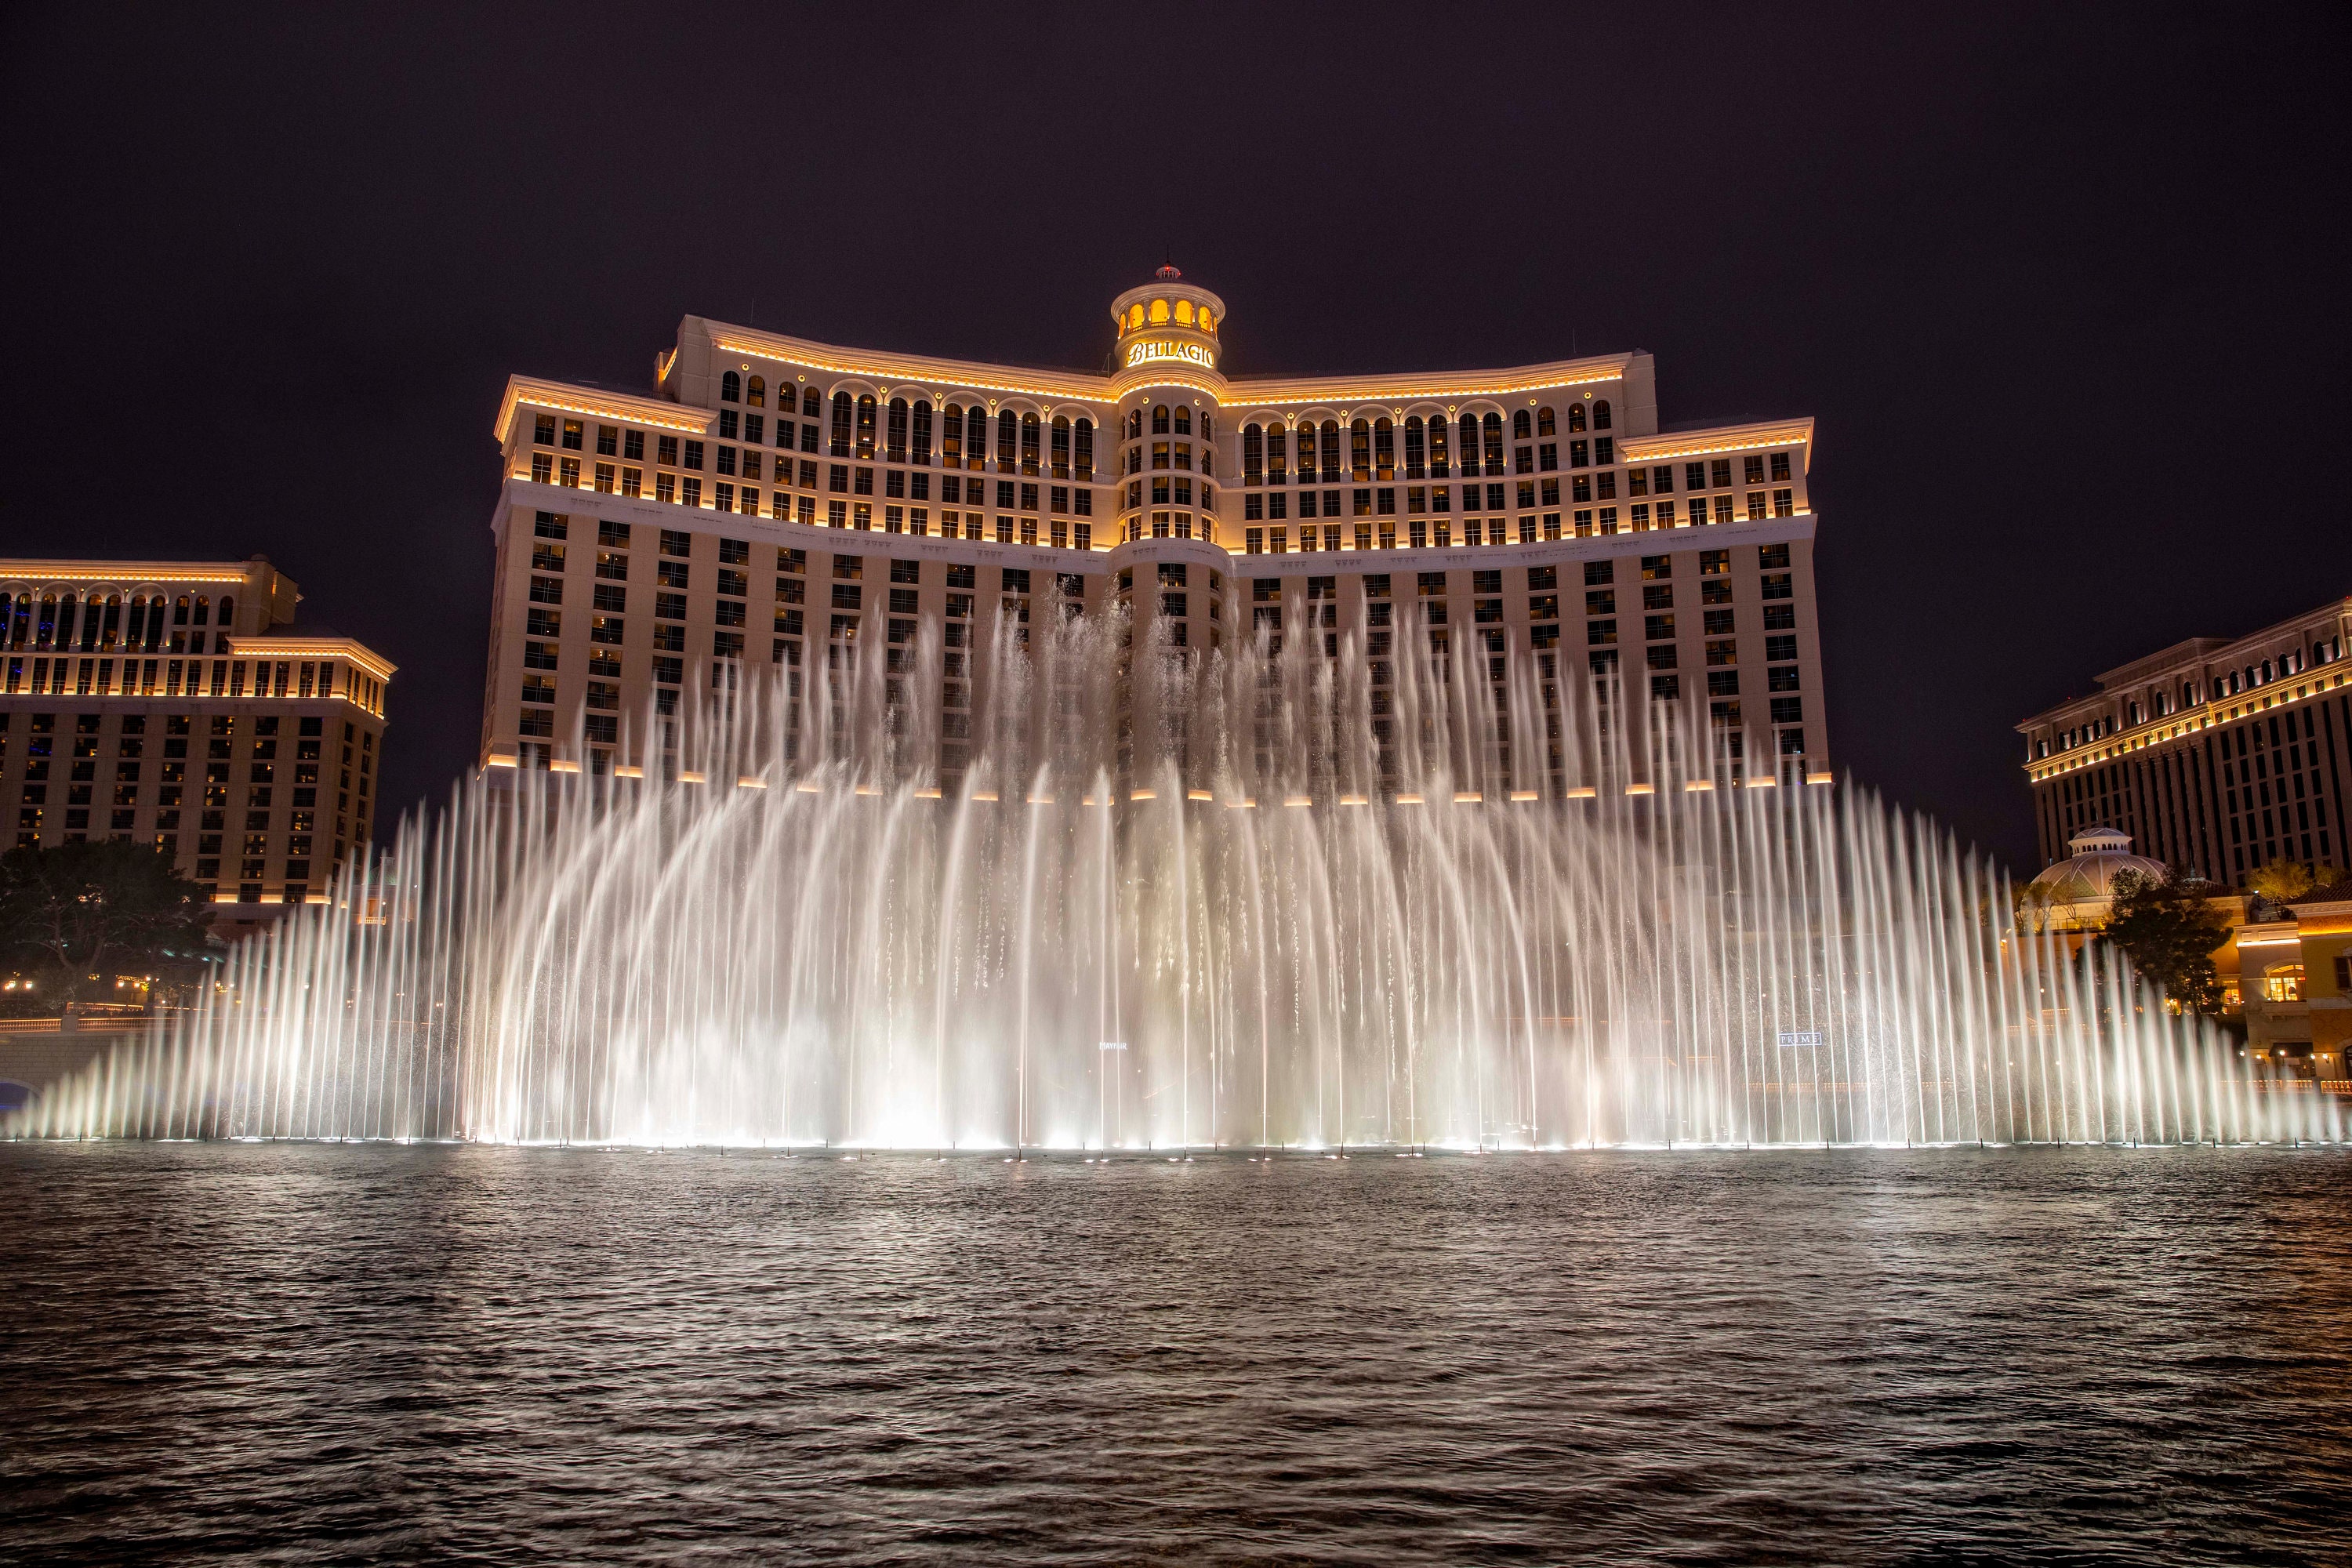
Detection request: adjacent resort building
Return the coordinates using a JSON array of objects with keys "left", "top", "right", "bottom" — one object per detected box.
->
[
  {"left": 2017, "top": 597, "right": 2352, "bottom": 884},
  {"left": 477, "top": 270, "right": 1828, "bottom": 800},
  {"left": 0, "top": 557, "right": 393, "bottom": 912}
]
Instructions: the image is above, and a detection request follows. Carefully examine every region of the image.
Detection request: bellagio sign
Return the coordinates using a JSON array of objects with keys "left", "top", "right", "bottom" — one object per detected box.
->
[{"left": 1124, "top": 339, "right": 1216, "bottom": 371}]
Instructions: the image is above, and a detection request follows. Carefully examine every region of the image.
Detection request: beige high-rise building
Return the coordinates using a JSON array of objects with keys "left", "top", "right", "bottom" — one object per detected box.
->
[
  {"left": 2017, "top": 597, "right": 2351, "bottom": 884},
  {"left": 477, "top": 271, "right": 1827, "bottom": 795},
  {"left": 0, "top": 557, "right": 392, "bottom": 911}
]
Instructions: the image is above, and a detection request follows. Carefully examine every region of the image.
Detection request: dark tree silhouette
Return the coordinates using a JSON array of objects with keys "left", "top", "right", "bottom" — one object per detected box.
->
[
  {"left": 0, "top": 840, "right": 215, "bottom": 1007},
  {"left": 2102, "top": 865, "right": 2234, "bottom": 1013}
]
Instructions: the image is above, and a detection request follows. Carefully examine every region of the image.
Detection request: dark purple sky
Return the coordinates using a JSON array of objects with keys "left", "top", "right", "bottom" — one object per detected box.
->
[{"left": 5, "top": 5, "right": 2345, "bottom": 869}]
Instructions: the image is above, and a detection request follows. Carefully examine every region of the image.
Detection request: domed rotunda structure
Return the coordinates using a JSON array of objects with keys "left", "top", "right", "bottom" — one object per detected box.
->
[{"left": 2020, "top": 827, "right": 2169, "bottom": 935}]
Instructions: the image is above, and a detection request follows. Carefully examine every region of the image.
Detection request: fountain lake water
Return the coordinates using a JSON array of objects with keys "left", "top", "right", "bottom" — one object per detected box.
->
[{"left": 10, "top": 604, "right": 2335, "bottom": 1149}]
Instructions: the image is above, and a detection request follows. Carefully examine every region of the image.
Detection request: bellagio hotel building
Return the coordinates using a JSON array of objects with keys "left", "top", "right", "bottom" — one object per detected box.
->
[{"left": 480, "top": 270, "right": 1826, "bottom": 792}]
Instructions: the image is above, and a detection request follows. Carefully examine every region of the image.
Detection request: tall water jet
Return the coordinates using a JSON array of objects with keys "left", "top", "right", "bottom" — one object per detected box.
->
[{"left": 12, "top": 601, "right": 2335, "bottom": 1149}]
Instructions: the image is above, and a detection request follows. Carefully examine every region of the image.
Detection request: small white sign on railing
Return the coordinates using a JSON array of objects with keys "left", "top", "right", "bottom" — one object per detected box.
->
[
  {"left": 1099, "top": 1040, "right": 1127, "bottom": 1052},
  {"left": 1777, "top": 1031, "right": 1824, "bottom": 1047}
]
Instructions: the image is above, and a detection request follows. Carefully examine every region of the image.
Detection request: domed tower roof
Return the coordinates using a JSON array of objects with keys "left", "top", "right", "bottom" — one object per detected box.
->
[
  {"left": 1107, "top": 267, "right": 1227, "bottom": 396},
  {"left": 2024, "top": 826, "right": 2169, "bottom": 907},
  {"left": 1109, "top": 268, "right": 1226, "bottom": 345}
]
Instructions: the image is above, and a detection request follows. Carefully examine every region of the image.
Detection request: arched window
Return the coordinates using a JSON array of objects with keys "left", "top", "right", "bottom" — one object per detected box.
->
[
  {"left": 912, "top": 400, "right": 934, "bottom": 465},
  {"left": 996, "top": 408, "right": 1018, "bottom": 470},
  {"left": 1201, "top": 412, "right": 1213, "bottom": 441},
  {"left": 1125, "top": 408, "right": 1142, "bottom": 440},
  {"left": 2261, "top": 659, "right": 2274, "bottom": 683},
  {"left": 1513, "top": 408, "right": 1532, "bottom": 440},
  {"left": 830, "top": 392, "right": 854, "bottom": 456},
  {"left": 191, "top": 594, "right": 208, "bottom": 628},
  {"left": 1149, "top": 298, "right": 1170, "bottom": 323},
  {"left": 5, "top": 593, "right": 25, "bottom": 649},
  {"left": 1594, "top": 399, "right": 1612, "bottom": 430},
  {"left": 802, "top": 386, "right": 820, "bottom": 417},
  {"left": 1127, "top": 303, "right": 1145, "bottom": 329},
  {"left": 1482, "top": 412, "right": 1504, "bottom": 473},
  {"left": 1174, "top": 405, "right": 1190, "bottom": 435},
  {"left": 99, "top": 593, "right": 122, "bottom": 650},
  {"left": 855, "top": 394, "right": 878, "bottom": 459},
  {"left": 1537, "top": 405, "right": 1556, "bottom": 437},
  {"left": 1265, "top": 423, "right": 1288, "bottom": 484},
  {"left": 1403, "top": 416, "right": 1425, "bottom": 479},
  {"left": 1374, "top": 417, "right": 1395, "bottom": 481},
  {"left": 1568, "top": 403, "right": 1586, "bottom": 433},
  {"left": 1021, "top": 411, "right": 1040, "bottom": 476},
  {"left": 965, "top": 405, "right": 988, "bottom": 470},
  {"left": 1149, "top": 404, "right": 1169, "bottom": 434},
  {"left": 1458, "top": 414, "right": 1480, "bottom": 477},
  {"left": 942, "top": 403, "right": 964, "bottom": 467},
  {"left": 1428, "top": 414, "right": 1450, "bottom": 477},
  {"left": 1349, "top": 419, "right": 1371, "bottom": 482},
  {"left": 886, "top": 398, "right": 909, "bottom": 463},
  {"left": 143, "top": 594, "right": 164, "bottom": 650},
  {"left": 1174, "top": 299, "right": 1194, "bottom": 324},
  {"left": 1318, "top": 419, "right": 1341, "bottom": 484},
  {"left": 216, "top": 596, "right": 234, "bottom": 633},
  {"left": 55, "top": 593, "right": 77, "bottom": 651},
  {"left": 1243, "top": 423, "right": 1265, "bottom": 485},
  {"left": 720, "top": 371, "right": 741, "bottom": 403},
  {"left": 1074, "top": 417, "right": 1094, "bottom": 481},
  {"left": 1199, "top": 307, "right": 1215, "bottom": 334},
  {"left": 1051, "top": 416, "right": 1071, "bottom": 480}
]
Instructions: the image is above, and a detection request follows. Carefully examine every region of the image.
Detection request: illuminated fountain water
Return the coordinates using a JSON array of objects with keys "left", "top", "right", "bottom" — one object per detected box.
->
[{"left": 13, "top": 599, "right": 2336, "bottom": 1148}]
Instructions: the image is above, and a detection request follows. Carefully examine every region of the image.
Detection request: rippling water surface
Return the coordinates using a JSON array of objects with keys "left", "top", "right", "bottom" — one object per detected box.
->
[{"left": 3, "top": 1145, "right": 2347, "bottom": 1565}]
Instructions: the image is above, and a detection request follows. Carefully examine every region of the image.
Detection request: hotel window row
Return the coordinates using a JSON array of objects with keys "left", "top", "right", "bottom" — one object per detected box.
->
[
  {"left": 1240, "top": 406, "right": 1617, "bottom": 486},
  {"left": 529, "top": 401, "right": 1102, "bottom": 541},
  {"left": 6, "top": 590, "right": 238, "bottom": 655}
]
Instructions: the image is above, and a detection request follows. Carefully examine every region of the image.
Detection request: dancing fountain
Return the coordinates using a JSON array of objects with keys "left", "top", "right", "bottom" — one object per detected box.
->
[{"left": 13, "top": 597, "right": 2335, "bottom": 1149}]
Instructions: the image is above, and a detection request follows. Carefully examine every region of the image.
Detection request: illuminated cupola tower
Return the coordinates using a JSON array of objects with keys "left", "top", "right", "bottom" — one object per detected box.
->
[{"left": 1109, "top": 267, "right": 1227, "bottom": 545}]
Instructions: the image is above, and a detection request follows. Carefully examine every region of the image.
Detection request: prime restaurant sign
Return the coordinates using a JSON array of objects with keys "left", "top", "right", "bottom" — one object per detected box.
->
[{"left": 1125, "top": 339, "right": 1216, "bottom": 371}]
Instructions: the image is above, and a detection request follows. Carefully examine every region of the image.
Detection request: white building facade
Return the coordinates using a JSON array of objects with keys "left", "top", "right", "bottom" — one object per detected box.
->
[{"left": 478, "top": 272, "right": 1827, "bottom": 801}]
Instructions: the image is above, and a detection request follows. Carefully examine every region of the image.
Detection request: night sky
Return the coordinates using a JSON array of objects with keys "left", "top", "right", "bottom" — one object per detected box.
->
[{"left": 5, "top": 6, "right": 2345, "bottom": 871}]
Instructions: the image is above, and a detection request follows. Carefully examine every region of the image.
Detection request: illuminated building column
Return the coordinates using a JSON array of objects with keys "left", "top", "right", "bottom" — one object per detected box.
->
[{"left": 1107, "top": 267, "right": 1228, "bottom": 546}]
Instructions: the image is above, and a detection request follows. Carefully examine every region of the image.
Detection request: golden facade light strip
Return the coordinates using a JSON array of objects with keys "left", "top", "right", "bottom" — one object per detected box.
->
[
  {"left": 1619, "top": 425, "right": 1817, "bottom": 462},
  {"left": 2019, "top": 667, "right": 2350, "bottom": 778},
  {"left": 711, "top": 324, "right": 1647, "bottom": 412},
  {"left": 1109, "top": 373, "right": 1226, "bottom": 405},
  {"left": 706, "top": 330, "right": 1110, "bottom": 405},
  {"left": 226, "top": 639, "right": 398, "bottom": 681},
  {"left": 493, "top": 376, "right": 714, "bottom": 442},
  {"left": 1225, "top": 363, "right": 1630, "bottom": 407},
  {"left": 0, "top": 568, "right": 263, "bottom": 584}
]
